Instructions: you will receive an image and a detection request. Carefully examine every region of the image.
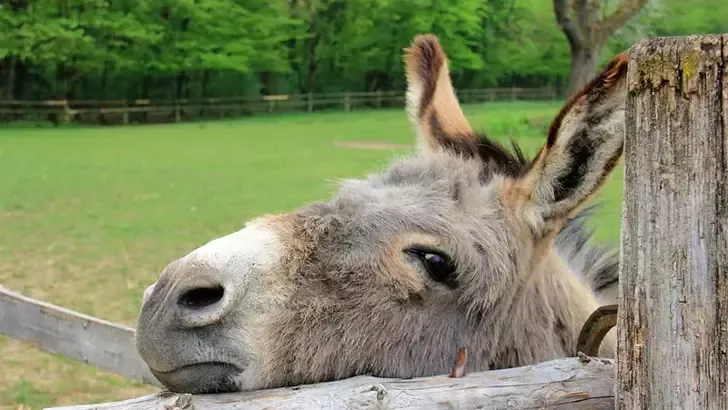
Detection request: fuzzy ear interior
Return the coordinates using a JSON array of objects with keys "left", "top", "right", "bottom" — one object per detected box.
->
[
  {"left": 508, "top": 52, "right": 629, "bottom": 232},
  {"left": 404, "top": 34, "right": 476, "bottom": 156}
]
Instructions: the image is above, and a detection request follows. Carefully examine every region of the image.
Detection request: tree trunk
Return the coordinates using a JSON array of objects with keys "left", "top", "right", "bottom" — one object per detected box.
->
[
  {"left": 99, "top": 63, "right": 110, "bottom": 124},
  {"left": 55, "top": 63, "right": 68, "bottom": 99},
  {"left": 566, "top": 46, "right": 600, "bottom": 98},
  {"left": 141, "top": 75, "right": 150, "bottom": 122},
  {"left": 200, "top": 70, "right": 210, "bottom": 98},
  {"left": 14, "top": 60, "right": 27, "bottom": 101},
  {"left": 0, "top": 57, "right": 15, "bottom": 122},
  {"left": 553, "top": 0, "right": 647, "bottom": 98},
  {"left": 174, "top": 72, "right": 186, "bottom": 122},
  {"left": 304, "top": 1, "right": 319, "bottom": 94},
  {"left": 50, "top": 63, "right": 70, "bottom": 126},
  {"left": 2, "top": 56, "right": 17, "bottom": 100},
  {"left": 617, "top": 34, "right": 728, "bottom": 409},
  {"left": 259, "top": 71, "right": 272, "bottom": 95},
  {"left": 306, "top": 59, "right": 317, "bottom": 94},
  {"left": 200, "top": 70, "right": 210, "bottom": 117},
  {"left": 175, "top": 72, "right": 186, "bottom": 100}
]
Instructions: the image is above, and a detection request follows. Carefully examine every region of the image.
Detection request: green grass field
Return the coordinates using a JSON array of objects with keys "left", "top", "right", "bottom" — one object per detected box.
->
[{"left": 0, "top": 101, "right": 624, "bottom": 409}]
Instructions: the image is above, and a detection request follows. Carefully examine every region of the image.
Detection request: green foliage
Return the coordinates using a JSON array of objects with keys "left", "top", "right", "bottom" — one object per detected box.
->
[
  {"left": 0, "top": 0, "right": 722, "bottom": 101},
  {"left": 603, "top": 0, "right": 728, "bottom": 63}
]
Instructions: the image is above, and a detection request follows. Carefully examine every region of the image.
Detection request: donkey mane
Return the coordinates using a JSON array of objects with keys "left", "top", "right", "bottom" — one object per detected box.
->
[
  {"left": 442, "top": 132, "right": 529, "bottom": 179},
  {"left": 556, "top": 204, "right": 619, "bottom": 303},
  {"left": 444, "top": 130, "right": 619, "bottom": 304}
]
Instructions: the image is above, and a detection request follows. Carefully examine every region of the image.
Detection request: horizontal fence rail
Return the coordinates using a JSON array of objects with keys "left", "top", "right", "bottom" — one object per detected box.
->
[
  {"left": 47, "top": 357, "right": 615, "bottom": 410},
  {"left": 0, "top": 87, "right": 558, "bottom": 126},
  {"left": 0, "top": 286, "right": 161, "bottom": 387}
]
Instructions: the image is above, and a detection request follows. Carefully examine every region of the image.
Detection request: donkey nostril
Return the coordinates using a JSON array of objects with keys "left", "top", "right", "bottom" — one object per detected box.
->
[{"left": 178, "top": 286, "right": 225, "bottom": 310}]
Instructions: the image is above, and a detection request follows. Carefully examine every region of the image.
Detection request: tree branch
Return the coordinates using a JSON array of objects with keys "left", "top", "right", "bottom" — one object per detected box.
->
[
  {"left": 596, "top": 0, "right": 647, "bottom": 43},
  {"left": 553, "top": 0, "right": 585, "bottom": 51}
]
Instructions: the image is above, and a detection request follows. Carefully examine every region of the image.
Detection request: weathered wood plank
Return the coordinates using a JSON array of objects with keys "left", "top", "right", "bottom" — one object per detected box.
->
[
  {"left": 617, "top": 34, "right": 728, "bottom": 408},
  {"left": 0, "top": 286, "right": 161, "bottom": 387},
  {"left": 46, "top": 357, "right": 615, "bottom": 410}
]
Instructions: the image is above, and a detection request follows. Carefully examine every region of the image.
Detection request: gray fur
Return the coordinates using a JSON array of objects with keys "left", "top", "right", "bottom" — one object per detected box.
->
[
  {"left": 135, "top": 150, "right": 621, "bottom": 393},
  {"left": 134, "top": 34, "right": 627, "bottom": 394},
  {"left": 555, "top": 204, "right": 620, "bottom": 304}
]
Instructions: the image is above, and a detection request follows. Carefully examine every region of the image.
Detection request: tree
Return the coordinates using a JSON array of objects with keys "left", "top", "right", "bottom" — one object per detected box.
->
[
  {"left": 3, "top": 0, "right": 721, "bottom": 107},
  {"left": 553, "top": 0, "right": 647, "bottom": 97}
]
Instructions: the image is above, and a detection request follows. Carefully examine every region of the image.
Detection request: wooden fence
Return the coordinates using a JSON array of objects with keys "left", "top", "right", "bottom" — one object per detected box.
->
[
  {"left": 0, "top": 282, "right": 615, "bottom": 409},
  {"left": 0, "top": 87, "right": 558, "bottom": 126},
  {"left": 0, "top": 34, "right": 726, "bottom": 409},
  {"left": 616, "top": 34, "right": 728, "bottom": 408},
  {"left": 0, "top": 286, "right": 161, "bottom": 388}
]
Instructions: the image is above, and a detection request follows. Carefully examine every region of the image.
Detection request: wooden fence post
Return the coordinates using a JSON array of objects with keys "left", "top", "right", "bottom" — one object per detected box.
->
[
  {"left": 344, "top": 92, "right": 351, "bottom": 112},
  {"left": 617, "top": 34, "right": 728, "bottom": 408}
]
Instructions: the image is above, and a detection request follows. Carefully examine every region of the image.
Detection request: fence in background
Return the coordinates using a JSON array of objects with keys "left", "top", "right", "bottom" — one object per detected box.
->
[{"left": 0, "top": 87, "right": 558, "bottom": 126}]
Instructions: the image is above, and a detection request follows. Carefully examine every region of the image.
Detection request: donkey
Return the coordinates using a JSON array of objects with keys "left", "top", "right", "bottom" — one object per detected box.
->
[{"left": 135, "top": 34, "right": 628, "bottom": 394}]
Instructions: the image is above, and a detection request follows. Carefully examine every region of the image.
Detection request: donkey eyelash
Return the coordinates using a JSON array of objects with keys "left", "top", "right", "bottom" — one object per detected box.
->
[
  {"left": 403, "top": 245, "right": 446, "bottom": 256},
  {"left": 403, "top": 248, "right": 458, "bottom": 288}
]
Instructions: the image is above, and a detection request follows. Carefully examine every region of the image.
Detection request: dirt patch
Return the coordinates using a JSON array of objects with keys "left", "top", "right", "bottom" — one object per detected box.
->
[{"left": 333, "top": 141, "right": 413, "bottom": 150}]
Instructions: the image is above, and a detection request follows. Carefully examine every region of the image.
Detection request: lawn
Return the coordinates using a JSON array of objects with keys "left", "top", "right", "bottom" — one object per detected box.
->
[{"left": 0, "top": 101, "right": 624, "bottom": 409}]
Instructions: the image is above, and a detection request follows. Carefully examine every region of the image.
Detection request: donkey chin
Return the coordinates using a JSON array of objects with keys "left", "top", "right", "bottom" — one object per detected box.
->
[{"left": 150, "top": 363, "right": 242, "bottom": 394}]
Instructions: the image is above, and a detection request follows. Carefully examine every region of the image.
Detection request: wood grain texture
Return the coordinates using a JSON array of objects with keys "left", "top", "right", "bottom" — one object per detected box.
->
[
  {"left": 0, "top": 286, "right": 161, "bottom": 387},
  {"left": 46, "top": 357, "right": 615, "bottom": 410},
  {"left": 616, "top": 34, "right": 728, "bottom": 409}
]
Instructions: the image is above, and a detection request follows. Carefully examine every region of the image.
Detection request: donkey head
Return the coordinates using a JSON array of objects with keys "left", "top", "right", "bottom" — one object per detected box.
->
[{"left": 135, "top": 34, "right": 628, "bottom": 394}]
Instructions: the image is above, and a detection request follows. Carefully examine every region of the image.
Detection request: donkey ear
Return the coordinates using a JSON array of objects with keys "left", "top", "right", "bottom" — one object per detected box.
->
[
  {"left": 513, "top": 52, "right": 629, "bottom": 229},
  {"left": 404, "top": 34, "right": 476, "bottom": 156}
]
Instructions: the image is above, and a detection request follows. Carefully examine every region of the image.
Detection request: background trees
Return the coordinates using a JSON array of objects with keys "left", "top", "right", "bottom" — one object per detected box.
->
[
  {"left": 0, "top": 0, "right": 725, "bottom": 102},
  {"left": 553, "top": 0, "right": 647, "bottom": 96}
]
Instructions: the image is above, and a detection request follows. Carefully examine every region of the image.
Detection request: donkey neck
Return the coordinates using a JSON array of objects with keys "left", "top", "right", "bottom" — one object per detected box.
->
[{"left": 481, "top": 250, "right": 609, "bottom": 370}]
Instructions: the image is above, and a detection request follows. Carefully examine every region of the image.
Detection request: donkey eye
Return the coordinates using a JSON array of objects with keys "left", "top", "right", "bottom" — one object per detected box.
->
[{"left": 405, "top": 249, "right": 457, "bottom": 285}]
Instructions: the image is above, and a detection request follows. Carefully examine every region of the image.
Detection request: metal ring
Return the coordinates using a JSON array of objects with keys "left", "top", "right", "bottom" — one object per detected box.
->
[{"left": 576, "top": 304, "right": 618, "bottom": 357}]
